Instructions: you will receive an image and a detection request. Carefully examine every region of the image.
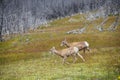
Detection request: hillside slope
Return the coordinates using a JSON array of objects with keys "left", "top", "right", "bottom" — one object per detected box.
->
[{"left": 0, "top": 14, "right": 120, "bottom": 80}]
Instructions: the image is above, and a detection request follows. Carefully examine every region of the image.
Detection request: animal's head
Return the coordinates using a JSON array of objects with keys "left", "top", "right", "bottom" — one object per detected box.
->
[
  {"left": 49, "top": 46, "right": 56, "bottom": 54},
  {"left": 60, "top": 38, "right": 68, "bottom": 46}
]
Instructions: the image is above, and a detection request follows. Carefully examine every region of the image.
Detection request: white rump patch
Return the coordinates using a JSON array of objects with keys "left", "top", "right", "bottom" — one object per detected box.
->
[
  {"left": 73, "top": 47, "right": 79, "bottom": 53},
  {"left": 85, "top": 41, "right": 89, "bottom": 47}
]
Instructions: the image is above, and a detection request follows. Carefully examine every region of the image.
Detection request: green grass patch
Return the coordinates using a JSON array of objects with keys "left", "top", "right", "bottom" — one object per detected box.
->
[{"left": 0, "top": 47, "right": 120, "bottom": 80}]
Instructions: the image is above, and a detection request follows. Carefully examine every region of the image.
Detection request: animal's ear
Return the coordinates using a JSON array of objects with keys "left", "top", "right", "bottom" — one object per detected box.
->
[{"left": 64, "top": 38, "right": 66, "bottom": 41}]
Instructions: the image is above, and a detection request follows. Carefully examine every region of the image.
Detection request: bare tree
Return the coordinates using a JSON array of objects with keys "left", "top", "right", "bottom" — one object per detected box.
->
[
  {"left": 96, "top": 17, "right": 109, "bottom": 31},
  {"left": 0, "top": 0, "right": 120, "bottom": 38},
  {"left": 0, "top": 0, "right": 4, "bottom": 41},
  {"left": 108, "top": 14, "right": 120, "bottom": 31}
]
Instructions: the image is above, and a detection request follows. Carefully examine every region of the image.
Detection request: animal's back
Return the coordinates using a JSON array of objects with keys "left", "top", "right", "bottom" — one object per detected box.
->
[
  {"left": 59, "top": 48, "right": 70, "bottom": 56},
  {"left": 74, "top": 41, "right": 89, "bottom": 47}
]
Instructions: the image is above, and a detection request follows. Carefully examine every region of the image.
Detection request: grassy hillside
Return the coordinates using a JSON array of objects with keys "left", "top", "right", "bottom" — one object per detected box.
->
[{"left": 0, "top": 14, "right": 120, "bottom": 80}]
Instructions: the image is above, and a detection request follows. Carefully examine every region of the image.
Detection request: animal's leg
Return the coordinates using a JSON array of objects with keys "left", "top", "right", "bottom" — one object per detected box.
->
[
  {"left": 77, "top": 53, "right": 85, "bottom": 62},
  {"left": 73, "top": 55, "right": 77, "bottom": 63},
  {"left": 87, "top": 47, "right": 91, "bottom": 52},
  {"left": 83, "top": 48, "right": 85, "bottom": 53},
  {"left": 62, "top": 57, "right": 65, "bottom": 64},
  {"left": 71, "top": 54, "right": 77, "bottom": 63},
  {"left": 62, "top": 56, "right": 69, "bottom": 64}
]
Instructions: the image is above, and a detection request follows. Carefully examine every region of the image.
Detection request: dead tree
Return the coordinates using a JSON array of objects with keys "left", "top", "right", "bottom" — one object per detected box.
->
[
  {"left": 0, "top": 0, "right": 4, "bottom": 41},
  {"left": 108, "top": 15, "right": 120, "bottom": 31},
  {"left": 66, "top": 27, "right": 86, "bottom": 34},
  {"left": 96, "top": 17, "right": 109, "bottom": 31}
]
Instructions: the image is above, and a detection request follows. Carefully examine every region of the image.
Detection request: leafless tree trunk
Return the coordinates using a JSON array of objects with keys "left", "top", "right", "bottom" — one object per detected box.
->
[
  {"left": 108, "top": 14, "right": 120, "bottom": 31},
  {"left": 0, "top": 0, "right": 4, "bottom": 41},
  {"left": 96, "top": 17, "right": 109, "bottom": 31}
]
